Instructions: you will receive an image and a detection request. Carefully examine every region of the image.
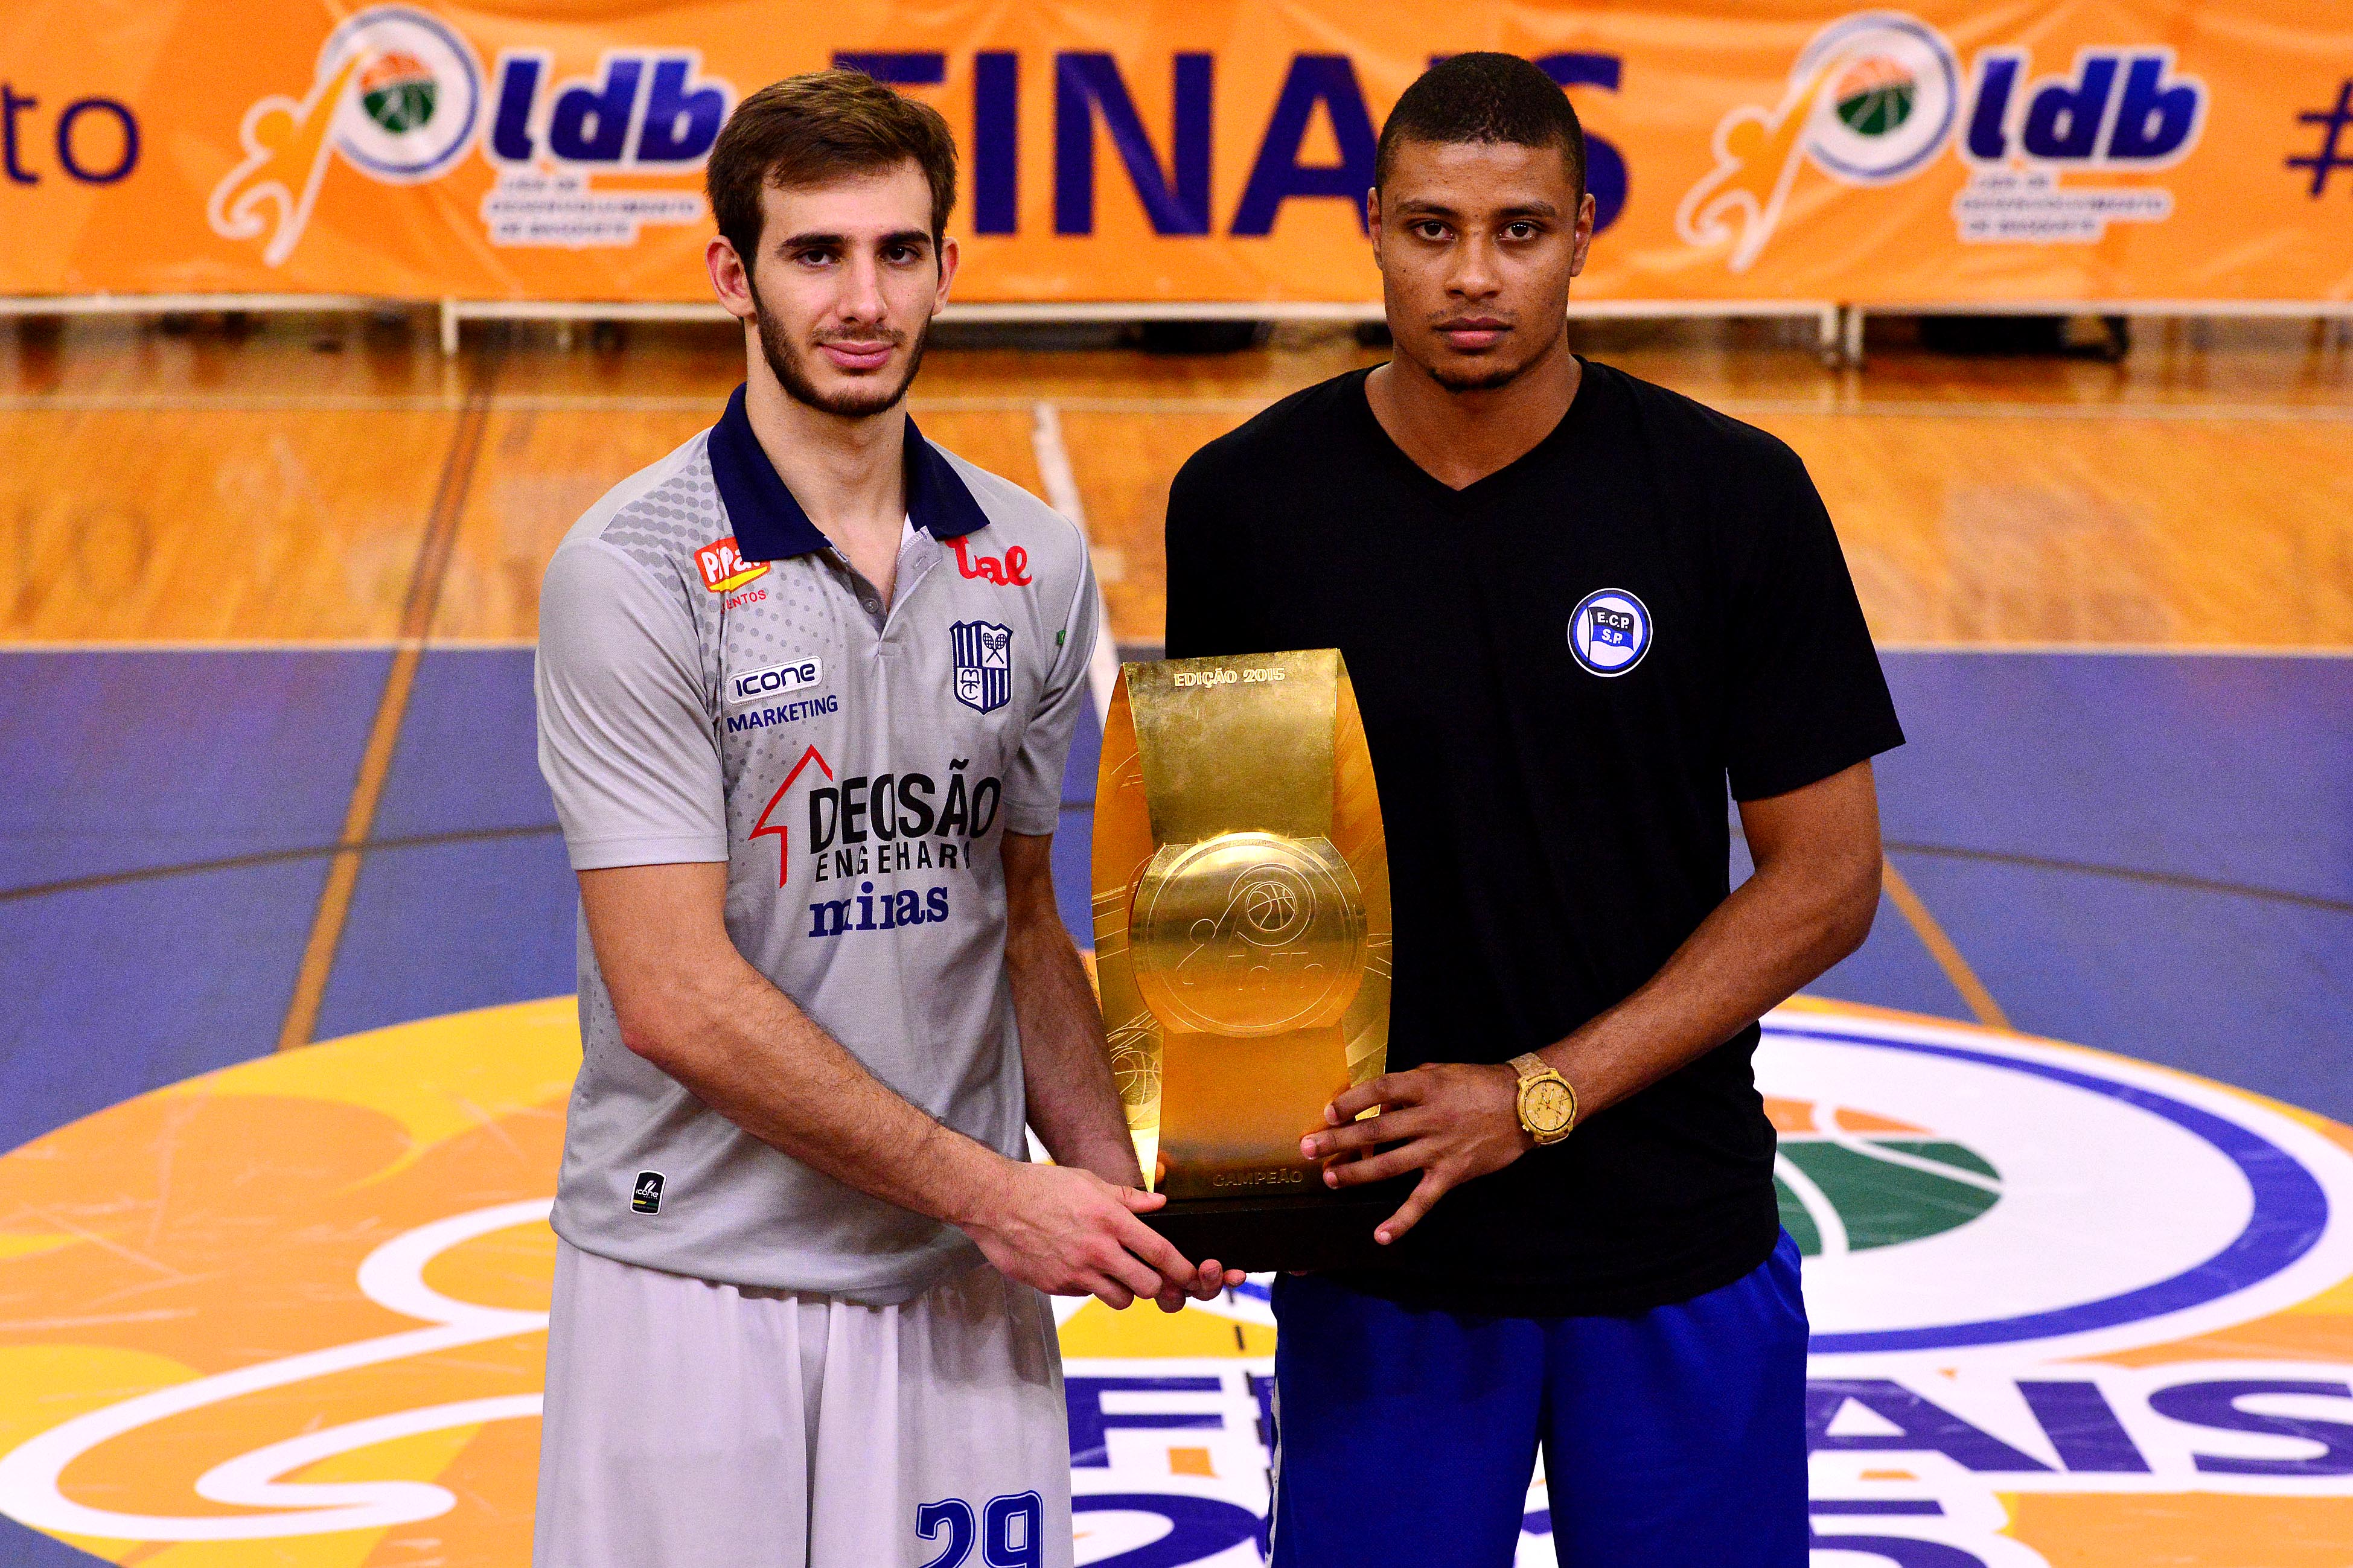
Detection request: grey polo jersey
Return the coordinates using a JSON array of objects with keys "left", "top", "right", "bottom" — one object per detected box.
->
[{"left": 535, "top": 385, "right": 1098, "bottom": 1303}]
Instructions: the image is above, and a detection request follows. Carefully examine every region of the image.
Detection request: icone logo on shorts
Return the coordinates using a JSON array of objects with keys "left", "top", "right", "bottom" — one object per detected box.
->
[
  {"left": 1678, "top": 10, "right": 2207, "bottom": 268},
  {"left": 208, "top": 4, "right": 731, "bottom": 264}
]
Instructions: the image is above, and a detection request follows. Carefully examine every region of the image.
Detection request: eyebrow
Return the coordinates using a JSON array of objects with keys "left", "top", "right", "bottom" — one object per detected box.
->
[
  {"left": 1393, "top": 199, "right": 1561, "bottom": 222},
  {"left": 778, "top": 229, "right": 936, "bottom": 251}
]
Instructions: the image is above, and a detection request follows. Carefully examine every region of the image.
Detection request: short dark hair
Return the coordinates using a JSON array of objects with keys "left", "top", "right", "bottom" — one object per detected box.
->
[
  {"left": 706, "top": 69, "right": 959, "bottom": 262},
  {"left": 1374, "top": 53, "right": 1585, "bottom": 198}
]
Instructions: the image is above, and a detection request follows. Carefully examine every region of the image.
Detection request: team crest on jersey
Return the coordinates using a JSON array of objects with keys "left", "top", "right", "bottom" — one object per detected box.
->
[
  {"left": 1568, "top": 588, "right": 1652, "bottom": 677},
  {"left": 951, "top": 620, "right": 1013, "bottom": 713}
]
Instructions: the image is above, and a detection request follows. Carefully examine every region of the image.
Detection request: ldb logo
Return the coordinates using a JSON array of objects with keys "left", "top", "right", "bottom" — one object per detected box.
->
[
  {"left": 484, "top": 51, "right": 731, "bottom": 169},
  {"left": 1679, "top": 10, "right": 2206, "bottom": 268},
  {"left": 211, "top": 7, "right": 484, "bottom": 264},
  {"left": 209, "top": 5, "right": 732, "bottom": 264}
]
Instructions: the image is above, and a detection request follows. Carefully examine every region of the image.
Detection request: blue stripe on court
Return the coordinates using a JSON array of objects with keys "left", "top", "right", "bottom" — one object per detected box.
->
[
  {"left": 0, "top": 649, "right": 385, "bottom": 1153},
  {"left": 314, "top": 648, "right": 573, "bottom": 1035},
  {"left": 0, "top": 858, "right": 328, "bottom": 1152},
  {"left": 319, "top": 651, "right": 1110, "bottom": 1037},
  {"left": 1051, "top": 698, "right": 1104, "bottom": 942},
  {"left": 0, "top": 649, "right": 387, "bottom": 890},
  {"left": 0, "top": 1517, "right": 103, "bottom": 1567},
  {"left": 370, "top": 649, "right": 552, "bottom": 838},
  {"left": 1, "top": 648, "right": 2345, "bottom": 1154},
  {"left": 315, "top": 834, "right": 578, "bottom": 1039},
  {"left": 1876, "top": 652, "right": 2353, "bottom": 905},
  {"left": 1892, "top": 850, "right": 2353, "bottom": 1121}
]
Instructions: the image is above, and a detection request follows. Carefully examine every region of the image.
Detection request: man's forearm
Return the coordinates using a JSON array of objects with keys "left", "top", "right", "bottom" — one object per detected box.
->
[
  {"left": 1539, "top": 844, "right": 1877, "bottom": 1117},
  {"left": 1006, "top": 908, "right": 1144, "bottom": 1186},
  {"left": 611, "top": 949, "right": 1018, "bottom": 1229}
]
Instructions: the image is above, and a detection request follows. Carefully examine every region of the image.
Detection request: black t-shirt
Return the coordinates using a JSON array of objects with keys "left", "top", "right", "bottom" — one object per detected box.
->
[{"left": 1162, "top": 360, "right": 1904, "bottom": 1316}]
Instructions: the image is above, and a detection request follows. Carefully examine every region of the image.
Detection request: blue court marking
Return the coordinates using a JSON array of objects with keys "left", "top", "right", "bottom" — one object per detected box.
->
[
  {"left": 0, "top": 649, "right": 384, "bottom": 1155},
  {"left": 319, "top": 652, "right": 1109, "bottom": 1037},
  {"left": 1889, "top": 850, "right": 2353, "bottom": 1121},
  {"left": 369, "top": 649, "right": 554, "bottom": 839},
  {"left": 1050, "top": 698, "right": 1104, "bottom": 935},
  {"left": 0, "top": 649, "right": 388, "bottom": 889},
  {"left": 1772, "top": 1022, "right": 2329, "bottom": 1353},
  {"left": 1, "top": 648, "right": 2346, "bottom": 1160},
  {"left": 1874, "top": 652, "right": 2353, "bottom": 906},
  {"left": 0, "top": 858, "right": 330, "bottom": 1153},
  {"left": 316, "top": 649, "right": 573, "bottom": 1036},
  {"left": 317, "top": 834, "right": 579, "bottom": 1039},
  {"left": 0, "top": 1515, "right": 99, "bottom": 1568}
]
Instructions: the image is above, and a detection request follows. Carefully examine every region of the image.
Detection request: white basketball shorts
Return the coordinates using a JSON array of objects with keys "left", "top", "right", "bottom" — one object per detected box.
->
[{"left": 532, "top": 1240, "right": 1073, "bottom": 1568}]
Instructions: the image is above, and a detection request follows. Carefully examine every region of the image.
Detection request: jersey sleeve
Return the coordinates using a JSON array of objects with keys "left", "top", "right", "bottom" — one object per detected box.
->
[
  {"left": 1001, "top": 549, "right": 1101, "bottom": 837},
  {"left": 535, "top": 539, "right": 729, "bottom": 870},
  {"left": 1722, "top": 448, "right": 1907, "bottom": 802}
]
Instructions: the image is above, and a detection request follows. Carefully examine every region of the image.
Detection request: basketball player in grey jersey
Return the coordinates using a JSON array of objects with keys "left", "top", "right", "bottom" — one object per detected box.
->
[{"left": 531, "top": 72, "right": 1235, "bottom": 1568}]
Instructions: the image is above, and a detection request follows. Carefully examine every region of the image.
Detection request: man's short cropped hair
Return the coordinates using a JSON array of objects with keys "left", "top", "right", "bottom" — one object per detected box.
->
[
  {"left": 1374, "top": 53, "right": 1585, "bottom": 199},
  {"left": 706, "top": 69, "right": 959, "bottom": 263}
]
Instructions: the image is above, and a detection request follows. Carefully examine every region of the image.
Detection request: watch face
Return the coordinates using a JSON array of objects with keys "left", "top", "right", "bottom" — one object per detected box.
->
[{"left": 1523, "top": 1077, "right": 1576, "bottom": 1135}]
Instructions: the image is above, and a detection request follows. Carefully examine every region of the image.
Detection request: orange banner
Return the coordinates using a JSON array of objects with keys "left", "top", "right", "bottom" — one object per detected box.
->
[{"left": 3, "top": 1, "right": 2351, "bottom": 304}]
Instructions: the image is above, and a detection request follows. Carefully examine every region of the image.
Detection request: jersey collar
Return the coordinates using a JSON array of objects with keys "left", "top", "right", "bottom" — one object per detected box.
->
[{"left": 707, "top": 384, "right": 989, "bottom": 561}]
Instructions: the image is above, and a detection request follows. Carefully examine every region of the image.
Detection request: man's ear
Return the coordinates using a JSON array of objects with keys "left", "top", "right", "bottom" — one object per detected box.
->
[
  {"left": 932, "top": 233, "right": 960, "bottom": 317},
  {"left": 706, "top": 235, "right": 756, "bottom": 322},
  {"left": 1365, "top": 187, "right": 1382, "bottom": 266}
]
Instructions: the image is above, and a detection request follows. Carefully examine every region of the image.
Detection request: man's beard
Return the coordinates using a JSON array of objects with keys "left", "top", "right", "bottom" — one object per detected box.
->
[
  {"left": 749, "top": 278, "right": 928, "bottom": 418},
  {"left": 1428, "top": 359, "right": 1530, "bottom": 394}
]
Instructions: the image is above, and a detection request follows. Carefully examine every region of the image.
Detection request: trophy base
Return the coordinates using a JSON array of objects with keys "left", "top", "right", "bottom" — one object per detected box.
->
[{"left": 1140, "top": 1178, "right": 1418, "bottom": 1275}]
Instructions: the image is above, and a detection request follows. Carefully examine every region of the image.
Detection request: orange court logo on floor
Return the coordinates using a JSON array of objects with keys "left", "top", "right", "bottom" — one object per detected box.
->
[{"left": 3, "top": 998, "right": 2352, "bottom": 1566}]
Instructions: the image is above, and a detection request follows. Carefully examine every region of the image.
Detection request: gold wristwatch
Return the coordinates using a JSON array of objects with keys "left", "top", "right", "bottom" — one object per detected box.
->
[{"left": 1509, "top": 1053, "right": 1578, "bottom": 1146}]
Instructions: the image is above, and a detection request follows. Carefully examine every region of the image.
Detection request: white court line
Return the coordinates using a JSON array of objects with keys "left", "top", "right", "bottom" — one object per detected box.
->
[
  {"left": 1826, "top": 1130, "right": 2003, "bottom": 1193},
  {"left": 0, "top": 1199, "right": 551, "bottom": 1542},
  {"left": 1774, "top": 1153, "right": 1850, "bottom": 1258},
  {"left": 1029, "top": 400, "right": 1123, "bottom": 727}
]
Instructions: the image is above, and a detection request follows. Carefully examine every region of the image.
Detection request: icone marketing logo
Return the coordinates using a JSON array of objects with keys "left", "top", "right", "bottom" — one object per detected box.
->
[
  {"left": 208, "top": 4, "right": 732, "bottom": 265},
  {"left": 3, "top": 1002, "right": 2353, "bottom": 1568},
  {"left": 1678, "top": 10, "right": 2205, "bottom": 269}
]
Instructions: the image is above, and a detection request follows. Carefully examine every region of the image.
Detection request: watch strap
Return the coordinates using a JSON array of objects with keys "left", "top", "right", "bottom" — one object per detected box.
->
[{"left": 1509, "top": 1053, "right": 1577, "bottom": 1143}]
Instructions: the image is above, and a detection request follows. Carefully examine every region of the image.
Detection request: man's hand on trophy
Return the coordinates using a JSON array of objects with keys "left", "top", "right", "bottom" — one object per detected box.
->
[
  {"left": 960, "top": 1161, "right": 1234, "bottom": 1310},
  {"left": 1302, "top": 1062, "right": 1531, "bottom": 1245},
  {"left": 1152, "top": 1255, "right": 1248, "bottom": 1315}
]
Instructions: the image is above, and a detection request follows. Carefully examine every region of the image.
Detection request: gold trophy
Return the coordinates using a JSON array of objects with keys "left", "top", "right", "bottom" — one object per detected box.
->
[{"left": 1091, "top": 649, "right": 1405, "bottom": 1271}]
